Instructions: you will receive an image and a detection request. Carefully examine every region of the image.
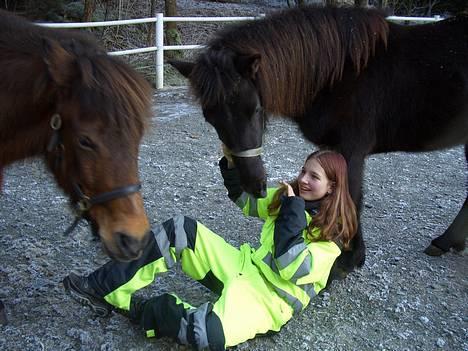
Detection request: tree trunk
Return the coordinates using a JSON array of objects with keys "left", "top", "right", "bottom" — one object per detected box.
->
[
  {"left": 426, "top": 0, "right": 439, "bottom": 16},
  {"left": 354, "top": 0, "right": 368, "bottom": 7},
  {"left": 165, "top": 0, "right": 182, "bottom": 59},
  {"left": 147, "top": 0, "right": 156, "bottom": 46},
  {"left": 83, "top": 0, "right": 96, "bottom": 22},
  {"left": 376, "top": 0, "right": 387, "bottom": 9}
]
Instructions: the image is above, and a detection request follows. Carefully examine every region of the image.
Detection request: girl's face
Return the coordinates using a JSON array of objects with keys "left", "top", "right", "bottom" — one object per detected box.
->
[{"left": 297, "top": 158, "right": 332, "bottom": 201}]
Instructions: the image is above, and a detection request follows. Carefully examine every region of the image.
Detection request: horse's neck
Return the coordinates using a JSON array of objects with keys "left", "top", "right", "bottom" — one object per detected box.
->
[
  {"left": 0, "top": 111, "right": 51, "bottom": 166},
  {"left": 0, "top": 60, "right": 56, "bottom": 165}
]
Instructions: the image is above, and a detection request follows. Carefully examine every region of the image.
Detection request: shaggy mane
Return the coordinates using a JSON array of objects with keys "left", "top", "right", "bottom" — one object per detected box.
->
[{"left": 190, "top": 6, "right": 389, "bottom": 116}]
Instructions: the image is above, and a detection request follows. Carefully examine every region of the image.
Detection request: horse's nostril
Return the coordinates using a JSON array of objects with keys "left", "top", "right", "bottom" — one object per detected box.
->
[{"left": 116, "top": 232, "right": 141, "bottom": 258}]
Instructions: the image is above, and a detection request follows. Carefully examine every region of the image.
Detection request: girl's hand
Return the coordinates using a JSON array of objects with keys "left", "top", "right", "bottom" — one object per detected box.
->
[{"left": 279, "top": 181, "right": 295, "bottom": 197}]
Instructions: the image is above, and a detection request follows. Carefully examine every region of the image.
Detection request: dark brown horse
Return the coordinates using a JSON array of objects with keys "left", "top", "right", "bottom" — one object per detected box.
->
[
  {"left": 0, "top": 11, "right": 153, "bottom": 263},
  {"left": 171, "top": 6, "right": 468, "bottom": 279}
]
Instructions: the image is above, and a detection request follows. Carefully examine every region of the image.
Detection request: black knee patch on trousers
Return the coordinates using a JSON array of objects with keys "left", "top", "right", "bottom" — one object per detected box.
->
[
  {"left": 206, "top": 311, "right": 226, "bottom": 351},
  {"left": 141, "top": 293, "right": 226, "bottom": 350},
  {"left": 141, "top": 293, "right": 185, "bottom": 340}
]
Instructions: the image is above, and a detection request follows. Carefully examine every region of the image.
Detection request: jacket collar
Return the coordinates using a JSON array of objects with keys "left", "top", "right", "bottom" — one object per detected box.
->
[{"left": 304, "top": 199, "right": 322, "bottom": 215}]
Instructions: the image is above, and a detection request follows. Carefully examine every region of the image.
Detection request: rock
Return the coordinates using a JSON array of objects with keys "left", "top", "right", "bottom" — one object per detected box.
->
[
  {"left": 419, "top": 316, "right": 429, "bottom": 324},
  {"left": 436, "top": 338, "right": 446, "bottom": 348}
]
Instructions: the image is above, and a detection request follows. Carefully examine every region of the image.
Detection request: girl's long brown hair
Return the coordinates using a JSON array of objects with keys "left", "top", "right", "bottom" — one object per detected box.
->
[{"left": 268, "top": 150, "right": 357, "bottom": 249}]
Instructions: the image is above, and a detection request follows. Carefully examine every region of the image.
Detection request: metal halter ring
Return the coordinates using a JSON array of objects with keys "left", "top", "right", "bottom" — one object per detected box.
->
[
  {"left": 50, "top": 113, "right": 62, "bottom": 130},
  {"left": 77, "top": 197, "right": 92, "bottom": 212}
]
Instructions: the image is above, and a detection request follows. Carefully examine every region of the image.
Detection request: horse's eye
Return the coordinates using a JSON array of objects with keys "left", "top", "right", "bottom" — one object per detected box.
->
[{"left": 78, "top": 136, "right": 96, "bottom": 150}]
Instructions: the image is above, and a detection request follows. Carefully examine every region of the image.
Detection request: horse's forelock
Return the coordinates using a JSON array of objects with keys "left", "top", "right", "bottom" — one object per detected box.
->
[
  {"left": 191, "top": 49, "right": 241, "bottom": 109},
  {"left": 33, "top": 26, "right": 153, "bottom": 141},
  {"left": 74, "top": 54, "right": 152, "bottom": 140}
]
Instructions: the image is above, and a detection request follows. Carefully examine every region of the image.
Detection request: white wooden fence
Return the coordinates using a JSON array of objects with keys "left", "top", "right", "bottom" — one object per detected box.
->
[{"left": 40, "top": 13, "right": 443, "bottom": 89}]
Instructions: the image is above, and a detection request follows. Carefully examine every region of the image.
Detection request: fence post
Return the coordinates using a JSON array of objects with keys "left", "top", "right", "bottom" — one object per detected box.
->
[{"left": 156, "top": 13, "right": 164, "bottom": 89}]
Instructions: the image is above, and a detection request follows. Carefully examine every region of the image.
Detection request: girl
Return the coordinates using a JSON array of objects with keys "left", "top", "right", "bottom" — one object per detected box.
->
[{"left": 63, "top": 149, "right": 357, "bottom": 350}]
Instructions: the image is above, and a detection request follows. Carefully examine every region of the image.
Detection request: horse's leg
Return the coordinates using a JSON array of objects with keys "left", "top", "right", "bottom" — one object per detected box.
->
[
  {"left": 0, "top": 300, "right": 6, "bottom": 325},
  {"left": 328, "top": 152, "right": 366, "bottom": 283},
  {"left": 0, "top": 167, "right": 5, "bottom": 323},
  {"left": 0, "top": 166, "right": 3, "bottom": 193},
  {"left": 424, "top": 144, "right": 468, "bottom": 256},
  {"left": 0, "top": 168, "right": 3, "bottom": 323}
]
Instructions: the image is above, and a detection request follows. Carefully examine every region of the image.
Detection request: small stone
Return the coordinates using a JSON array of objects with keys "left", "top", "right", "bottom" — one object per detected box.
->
[
  {"left": 436, "top": 338, "right": 446, "bottom": 348},
  {"left": 419, "top": 316, "right": 429, "bottom": 324},
  {"left": 394, "top": 303, "right": 406, "bottom": 313}
]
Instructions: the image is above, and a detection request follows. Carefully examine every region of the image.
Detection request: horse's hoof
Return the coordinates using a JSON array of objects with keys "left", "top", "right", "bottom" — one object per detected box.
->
[
  {"left": 327, "top": 265, "right": 351, "bottom": 284},
  {"left": 334, "top": 269, "right": 349, "bottom": 280},
  {"left": 451, "top": 242, "right": 466, "bottom": 252},
  {"left": 356, "top": 253, "right": 366, "bottom": 268},
  {"left": 424, "top": 244, "right": 446, "bottom": 256},
  {"left": 0, "top": 301, "right": 7, "bottom": 326}
]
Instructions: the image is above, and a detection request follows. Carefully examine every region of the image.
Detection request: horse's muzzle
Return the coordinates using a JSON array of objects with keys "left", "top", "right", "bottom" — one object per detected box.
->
[
  {"left": 242, "top": 178, "right": 267, "bottom": 199},
  {"left": 110, "top": 230, "right": 151, "bottom": 261}
]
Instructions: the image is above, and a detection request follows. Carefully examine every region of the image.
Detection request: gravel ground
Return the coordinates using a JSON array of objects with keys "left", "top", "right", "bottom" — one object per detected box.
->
[{"left": 0, "top": 87, "right": 467, "bottom": 351}]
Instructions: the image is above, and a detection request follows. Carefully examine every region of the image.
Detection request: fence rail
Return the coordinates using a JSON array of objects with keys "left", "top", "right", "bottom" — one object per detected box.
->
[{"left": 39, "top": 13, "right": 443, "bottom": 89}]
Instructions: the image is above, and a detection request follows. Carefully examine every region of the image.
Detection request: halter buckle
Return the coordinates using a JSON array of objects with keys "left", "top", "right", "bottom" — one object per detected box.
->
[{"left": 77, "top": 197, "right": 91, "bottom": 212}]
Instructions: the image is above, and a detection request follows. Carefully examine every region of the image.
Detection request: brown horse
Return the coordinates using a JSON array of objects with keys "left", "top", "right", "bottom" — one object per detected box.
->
[
  {"left": 170, "top": 6, "right": 468, "bottom": 280},
  {"left": 0, "top": 10, "right": 153, "bottom": 262}
]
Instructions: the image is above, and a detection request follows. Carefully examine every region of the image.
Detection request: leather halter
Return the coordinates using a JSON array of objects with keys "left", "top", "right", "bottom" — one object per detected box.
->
[{"left": 46, "top": 113, "right": 142, "bottom": 235}]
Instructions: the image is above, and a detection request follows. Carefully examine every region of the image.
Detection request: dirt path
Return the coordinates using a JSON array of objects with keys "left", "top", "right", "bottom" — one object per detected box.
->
[{"left": 0, "top": 88, "right": 466, "bottom": 351}]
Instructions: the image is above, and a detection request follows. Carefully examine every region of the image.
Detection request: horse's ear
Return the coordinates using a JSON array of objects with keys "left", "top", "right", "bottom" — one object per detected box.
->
[
  {"left": 235, "top": 54, "right": 261, "bottom": 79},
  {"left": 42, "top": 38, "right": 76, "bottom": 87},
  {"left": 169, "top": 59, "right": 194, "bottom": 78}
]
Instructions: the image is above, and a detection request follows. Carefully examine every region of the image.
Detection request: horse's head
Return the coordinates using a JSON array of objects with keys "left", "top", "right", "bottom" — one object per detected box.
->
[
  {"left": 41, "top": 38, "right": 153, "bottom": 261},
  {"left": 170, "top": 51, "right": 267, "bottom": 197}
]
